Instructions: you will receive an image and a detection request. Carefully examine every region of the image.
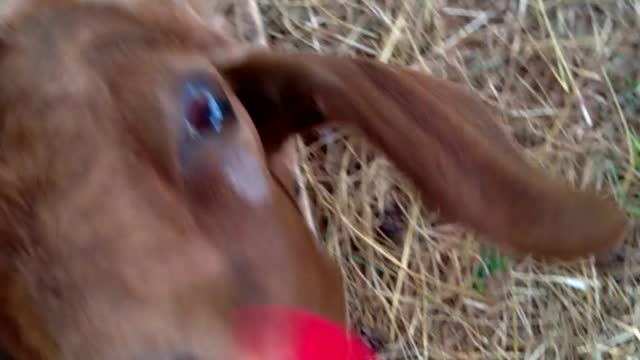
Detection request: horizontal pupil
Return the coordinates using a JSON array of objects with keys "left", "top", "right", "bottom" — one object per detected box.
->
[{"left": 187, "top": 97, "right": 212, "bottom": 132}]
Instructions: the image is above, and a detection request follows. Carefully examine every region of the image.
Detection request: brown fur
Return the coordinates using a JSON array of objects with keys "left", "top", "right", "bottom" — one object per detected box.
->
[{"left": 0, "top": 1, "right": 629, "bottom": 359}]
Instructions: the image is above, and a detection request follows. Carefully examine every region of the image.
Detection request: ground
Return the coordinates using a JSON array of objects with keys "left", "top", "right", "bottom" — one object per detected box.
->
[
  {"left": 4, "top": 0, "right": 640, "bottom": 358},
  {"left": 260, "top": 1, "right": 640, "bottom": 359}
]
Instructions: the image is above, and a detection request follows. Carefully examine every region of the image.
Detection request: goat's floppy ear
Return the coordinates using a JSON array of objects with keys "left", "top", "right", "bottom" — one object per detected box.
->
[{"left": 220, "top": 50, "right": 630, "bottom": 262}]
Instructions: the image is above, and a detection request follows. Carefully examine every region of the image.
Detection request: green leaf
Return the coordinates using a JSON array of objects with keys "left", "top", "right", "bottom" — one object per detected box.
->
[{"left": 472, "top": 247, "right": 510, "bottom": 293}]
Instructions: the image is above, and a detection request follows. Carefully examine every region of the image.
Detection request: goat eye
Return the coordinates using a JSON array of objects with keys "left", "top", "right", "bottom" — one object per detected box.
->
[{"left": 182, "top": 80, "right": 232, "bottom": 137}]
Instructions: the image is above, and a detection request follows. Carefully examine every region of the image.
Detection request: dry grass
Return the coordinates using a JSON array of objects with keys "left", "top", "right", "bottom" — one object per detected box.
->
[
  {"left": 258, "top": 0, "right": 640, "bottom": 359},
  {"left": 3, "top": 0, "right": 637, "bottom": 358}
]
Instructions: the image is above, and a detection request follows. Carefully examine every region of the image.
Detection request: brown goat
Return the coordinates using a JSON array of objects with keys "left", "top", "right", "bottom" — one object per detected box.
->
[{"left": 0, "top": 1, "right": 630, "bottom": 359}]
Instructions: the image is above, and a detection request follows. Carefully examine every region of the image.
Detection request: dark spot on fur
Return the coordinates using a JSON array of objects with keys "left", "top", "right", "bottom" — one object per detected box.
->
[{"left": 0, "top": 348, "right": 13, "bottom": 360}]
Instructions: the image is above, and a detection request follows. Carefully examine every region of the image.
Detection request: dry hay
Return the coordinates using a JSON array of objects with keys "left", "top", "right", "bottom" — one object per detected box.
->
[
  {"left": 259, "top": 0, "right": 640, "bottom": 359},
  {"left": 1, "top": 0, "right": 638, "bottom": 358}
]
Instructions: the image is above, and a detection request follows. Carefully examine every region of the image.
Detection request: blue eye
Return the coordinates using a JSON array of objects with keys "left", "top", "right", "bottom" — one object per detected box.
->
[{"left": 182, "top": 79, "right": 232, "bottom": 138}]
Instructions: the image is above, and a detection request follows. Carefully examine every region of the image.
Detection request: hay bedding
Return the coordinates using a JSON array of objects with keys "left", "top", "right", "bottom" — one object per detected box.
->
[
  {"left": 1, "top": 0, "right": 638, "bottom": 358},
  {"left": 258, "top": 1, "right": 640, "bottom": 359}
]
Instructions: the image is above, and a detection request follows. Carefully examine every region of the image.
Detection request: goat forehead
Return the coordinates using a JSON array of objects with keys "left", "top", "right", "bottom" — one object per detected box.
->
[
  {"left": 5, "top": 3, "right": 220, "bottom": 67},
  {"left": 11, "top": 6, "right": 148, "bottom": 49},
  {"left": 0, "top": 4, "right": 227, "bottom": 142}
]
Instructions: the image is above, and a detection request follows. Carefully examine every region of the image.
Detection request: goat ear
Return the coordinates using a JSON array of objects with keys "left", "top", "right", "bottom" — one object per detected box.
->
[{"left": 220, "top": 50, "right": 630, "bottom": 262}]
